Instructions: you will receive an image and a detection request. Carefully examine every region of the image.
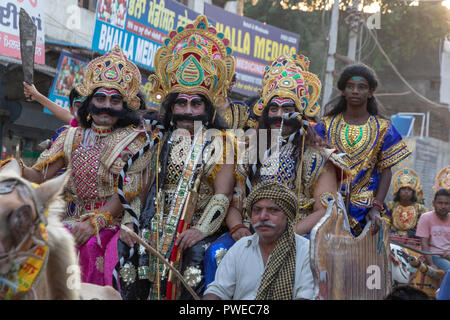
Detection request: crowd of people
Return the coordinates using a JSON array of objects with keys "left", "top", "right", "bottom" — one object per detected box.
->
[{"left": 6, "top": 14, "right": 450, "bottom": 300}]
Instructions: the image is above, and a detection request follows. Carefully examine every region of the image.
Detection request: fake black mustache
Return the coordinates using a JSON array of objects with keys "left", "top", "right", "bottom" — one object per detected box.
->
[
  {"left": 171, "top": 114, "right": 209, "bottom": 123},
  {"left": 267, "top": 117, "right": 300, "bottom": 127},
  {"left": 89, "top": 103, "right": 128, "bottom": 118}
]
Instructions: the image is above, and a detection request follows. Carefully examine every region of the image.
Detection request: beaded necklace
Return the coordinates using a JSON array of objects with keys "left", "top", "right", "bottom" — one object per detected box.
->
[{"left": 91, "top": 124, "right": 113, "bottom": 138}]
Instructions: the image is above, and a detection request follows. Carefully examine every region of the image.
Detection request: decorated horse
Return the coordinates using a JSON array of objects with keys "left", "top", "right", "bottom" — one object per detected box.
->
[
  {"left": 0, "top": 159, "right": 120, "bottom": 300},
  {"left": 390, "top": 236, "right": 446, "bottom": 297}
]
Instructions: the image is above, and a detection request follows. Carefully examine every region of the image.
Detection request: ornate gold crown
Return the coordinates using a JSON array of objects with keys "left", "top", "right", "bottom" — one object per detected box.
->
[
  {"left": 148, "top": 15, "right": 235, "bottom": 108},
  {"left": 392, "top": 168, "right": 423, "bottom": 200},
  {"left": 76, "top": 45, "right": 142, "bottom": 110},
  {"left": 253, "top": 54, "right": 322, "bottom": 118},
  {"left": 433, "top": 166, "right": 450, "bottom": 191}
]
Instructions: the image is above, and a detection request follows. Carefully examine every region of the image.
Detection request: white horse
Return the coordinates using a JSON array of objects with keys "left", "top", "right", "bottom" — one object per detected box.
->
[
  {"left": 390, "top": 242, "right": 446, "bottom": 296},
  {"left": 0, "top": 159, "right": 120, "bottom": 300},
  {"left": 390, "top": 243, "right": 414, "bottom": 285}
]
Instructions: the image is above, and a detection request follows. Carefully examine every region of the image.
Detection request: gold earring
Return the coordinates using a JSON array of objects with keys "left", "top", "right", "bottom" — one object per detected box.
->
[{"left": 87, "top": 114, "right": 92, "bottom": 121}]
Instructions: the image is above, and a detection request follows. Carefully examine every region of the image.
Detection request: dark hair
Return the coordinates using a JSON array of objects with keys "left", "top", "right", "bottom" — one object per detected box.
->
[
  {"left": 137, "top": 91, "right": 147, "bottom": 110},
  {"left": 384, "top": 285, "right": 433, "bottom": 300},
  {"left": 245, "top": 95, "right": 260, "bottom": 111},
  {"left": 77, "top": 88, "right": 140, "bottom": 128},
  {"left": 325, "top": 64, "right": 380, "bottom": 117},
  {"left": 393, "top": 187, "right": 418, "bottom": 203},
  {"left": 160, "top": 92, "right": 229, "bottom": 130},
  {"left": 434, "top": 188, "right": 450, "bottom": 201},
  {"left": 69, "top": 88, "right": 81, "bottom": 107}
]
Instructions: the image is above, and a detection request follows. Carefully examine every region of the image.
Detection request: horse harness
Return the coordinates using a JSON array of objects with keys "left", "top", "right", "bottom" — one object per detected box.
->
[{"left": 0, "top": 177, "right": 49, "bottom": 300}]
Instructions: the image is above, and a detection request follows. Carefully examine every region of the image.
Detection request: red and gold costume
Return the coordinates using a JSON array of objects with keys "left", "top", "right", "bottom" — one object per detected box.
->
[
  {"left": 386, "top": 168, "right": 427, "bottom": 236},
  {"left": 32, "top": 46, "right": 152, "bottom": 287},
  {"left": 246, "top": 54, "right": 350, "bottom": 219}
]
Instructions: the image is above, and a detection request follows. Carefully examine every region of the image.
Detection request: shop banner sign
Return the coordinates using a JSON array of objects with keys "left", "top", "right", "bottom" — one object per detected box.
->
[
  {"left": 91, "top": 0, "right": 198, "bottom": 71},
  {"left": 47, "top": 51, "right": 88, "bottom": 112},
  {"left": 0, "top": 0, "right": 45, "bottom": 64},
  {"left": 204, "top": 3, "right": 299, "bottom": 97}
]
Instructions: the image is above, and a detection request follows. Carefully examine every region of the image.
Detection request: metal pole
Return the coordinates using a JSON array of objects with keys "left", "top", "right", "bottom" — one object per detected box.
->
[
  {"left": 321, "top": 0, "right": 340, "bottom": 115},
  {"left": 347, "top": 0, "right": 360, "bottom": 62},
  {"left": 357, "top": 18, "right": 363, "bottom": 62}
]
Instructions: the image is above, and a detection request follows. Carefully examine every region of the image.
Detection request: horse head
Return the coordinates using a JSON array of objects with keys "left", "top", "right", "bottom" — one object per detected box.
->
[
  {"left": 390, "top": 243, "right": 414, "bottom": 285},
  {"left": 0, "top": 159, "right": 70, "bottom": 299}
]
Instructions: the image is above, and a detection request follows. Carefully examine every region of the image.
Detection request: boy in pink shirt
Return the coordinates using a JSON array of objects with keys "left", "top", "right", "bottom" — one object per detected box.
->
[{"left": 416, "top": 189, "right": 450, "bottom": 271}]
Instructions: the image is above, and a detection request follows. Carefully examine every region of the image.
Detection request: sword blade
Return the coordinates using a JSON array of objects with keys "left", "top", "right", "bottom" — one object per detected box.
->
[{"left": 19, "top": 8, "right": 37, "bottom": 85}]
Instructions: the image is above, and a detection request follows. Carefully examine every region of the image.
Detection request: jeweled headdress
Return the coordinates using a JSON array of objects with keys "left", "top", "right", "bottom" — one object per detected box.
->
[
  {"left": 253, "top": 54, "right": 322, "bottom": 118},
  {"left": 148, "top": 15, "right": 235, "bottom": 108},
  {"left": 76, "top": 45, "right": 142, "bottom": 110},
  {"left": 392, "top": 168, "right": 423, "bottom": 201},
  {"left": 432, "top": 166, "right": 450, "bottom": 191}
]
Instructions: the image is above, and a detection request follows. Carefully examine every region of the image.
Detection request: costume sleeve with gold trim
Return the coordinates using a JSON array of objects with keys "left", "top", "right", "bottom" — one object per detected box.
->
[
  {"left": 195, "top": 131, "right": 234, "bottom": 236},
  {"left": 32, "top": 127, "right": 82, "bottom": 172},
  {"left": 322, "top": 148, "right": 352, "bottom": 185},
  {"left": 301, "top": 147, "right": 351, "bottom": 197},
  {"left": 382, "top": 201, "right": 395, "bottom": 226},
  {"left": 378, "top": 121, "right": 411, "bottom": 170},
  {"left": 106, "top": 129, "right": 156, "bottom": 223},
  {"left": 193, "top": 193, "right": 230, "bottom": 236},
  {"left": 203, "top": 130, "right": 237, "bottom": 183}
]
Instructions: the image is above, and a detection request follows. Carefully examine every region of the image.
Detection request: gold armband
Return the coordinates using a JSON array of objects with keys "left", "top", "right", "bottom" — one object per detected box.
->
[
  {"left": 81, "top": 210, "right": 114, "bottom": 246},
  {"left": 319, "top": 192, "right": 339, "bottom": 209},
  {"left": 194, "top": 194, "right": 230, "bottom": 236}
]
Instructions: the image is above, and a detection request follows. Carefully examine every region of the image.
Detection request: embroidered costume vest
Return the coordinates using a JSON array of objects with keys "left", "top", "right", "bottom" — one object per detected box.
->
[
  {"left": 32, "top": 126, "right": 152, "bottom": 222},
  {"left": 243, "top": 142, "right": 349, "bottom": 220}
]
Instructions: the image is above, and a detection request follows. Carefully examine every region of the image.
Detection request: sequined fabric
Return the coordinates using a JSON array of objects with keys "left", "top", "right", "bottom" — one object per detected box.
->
[
  {"left": 315, "top": 114, "right": 411, "bottom": 224},
  {"left": 71, "top": 143, "right": 104, "bottom": 200}
]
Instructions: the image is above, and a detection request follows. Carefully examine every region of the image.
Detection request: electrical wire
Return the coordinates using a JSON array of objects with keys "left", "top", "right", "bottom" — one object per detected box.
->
[
  {"left": 44, "top": 14, "right": 93, "bottom": 43},
  {"left": 363, "top": 22, "right": 449, "bottom": 109}
]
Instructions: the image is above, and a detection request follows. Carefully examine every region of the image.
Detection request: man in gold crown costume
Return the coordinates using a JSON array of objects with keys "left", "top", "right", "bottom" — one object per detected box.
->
[
  {"left": 20, "top": 45, "right": 152, "bottom": 288},
  {"left": 203, "top": 54, "right": 351, "bottom": 289},
  {"left": 385, "top": 168, "right": 427, "bottom": 237},
  {"left": 117, "top": 15, "right": 238, "bottom": 300},
  {"left": 243, "top": 54, "right": 350, "bottom": 236}
]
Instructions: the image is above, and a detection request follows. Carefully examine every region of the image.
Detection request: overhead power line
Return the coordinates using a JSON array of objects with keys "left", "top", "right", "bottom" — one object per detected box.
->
[{"left": 363, "top": 22, "right": 449, "bottom": 109}]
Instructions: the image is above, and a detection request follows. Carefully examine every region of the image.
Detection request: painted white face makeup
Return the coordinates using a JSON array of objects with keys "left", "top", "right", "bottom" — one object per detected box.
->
[
  {"left": 271, "top": 97, "right": 295, "bottom": 107},
  {"left": 95, "top": 88, "right": 122, "bottom": 97},
  {"left": 177, "top": 93, "right": 202, "bottom": 103}
]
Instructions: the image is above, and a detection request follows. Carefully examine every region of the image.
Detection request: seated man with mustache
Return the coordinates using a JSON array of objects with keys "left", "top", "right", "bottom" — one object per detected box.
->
[{"left": 203, "top": 181, "right": 317, "bottom": 300}]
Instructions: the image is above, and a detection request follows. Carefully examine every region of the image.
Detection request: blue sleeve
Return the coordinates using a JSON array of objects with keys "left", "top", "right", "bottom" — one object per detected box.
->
[
  {"left": 378, "top": 121, "right": 411, "bottom": 170},
  {"left": 313, "top": 122, "right": 326, "bottom": 140}
]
